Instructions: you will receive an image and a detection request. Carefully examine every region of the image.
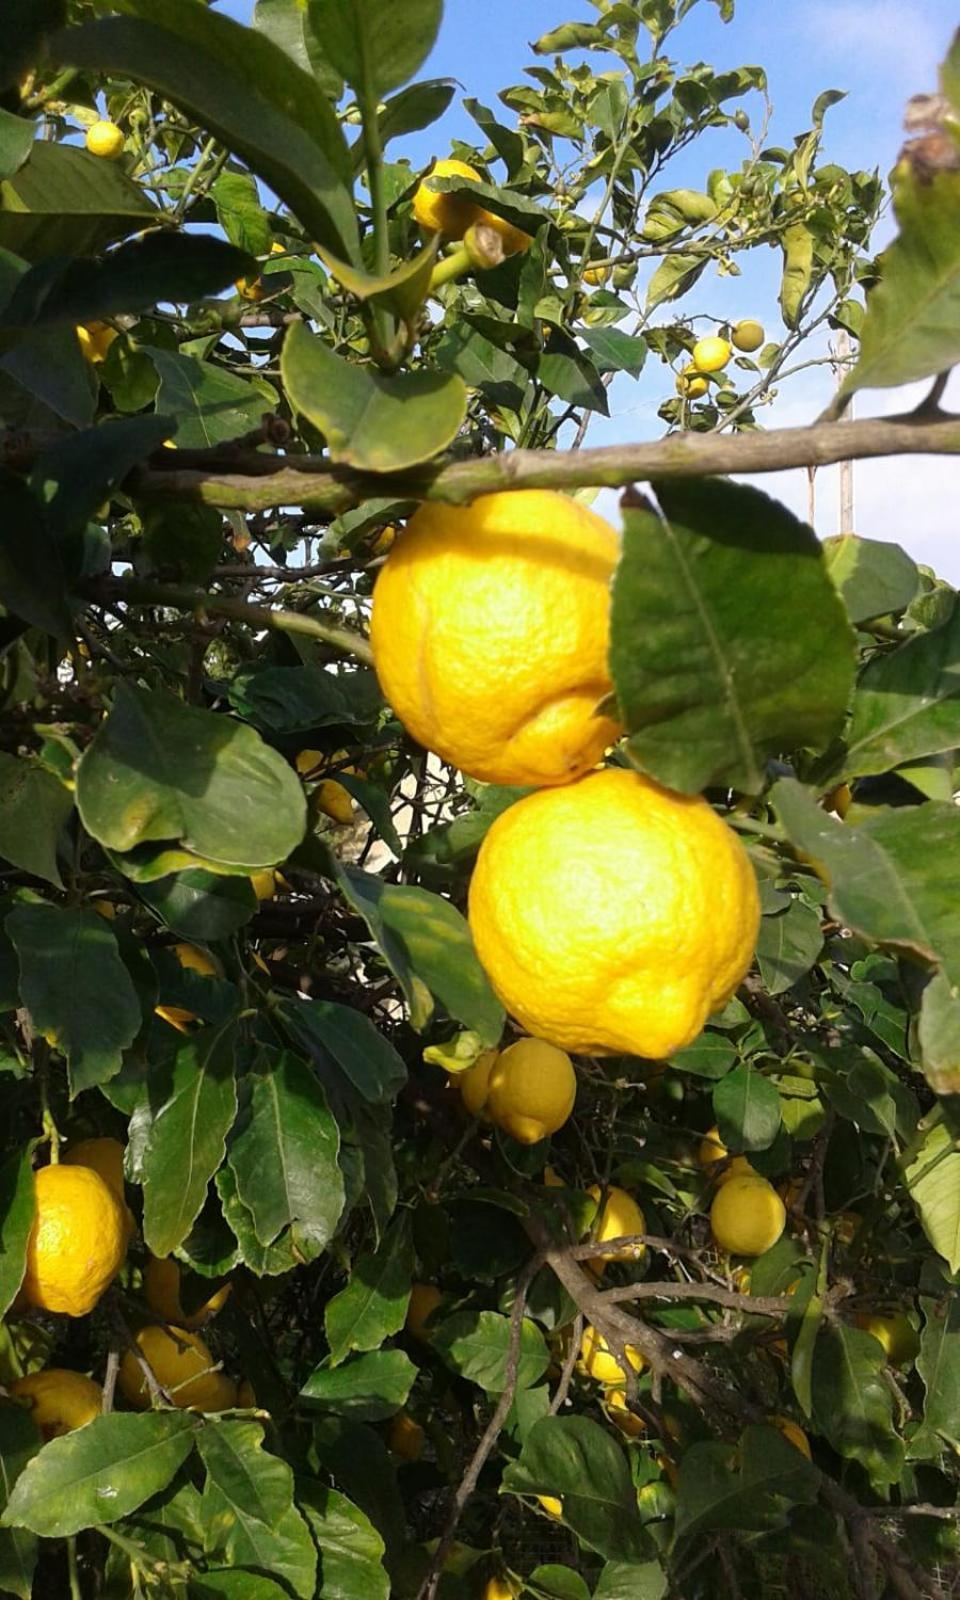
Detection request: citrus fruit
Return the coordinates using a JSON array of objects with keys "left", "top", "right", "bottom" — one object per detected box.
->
[
  {"left": 171, "top": 942, "right": 221, "bottom": 978},
  {"left": 250, "top": 869, "right": 279, "bottom": 900},
  {"left": 538, "top": 1495, "right": 563, "bottom": 1517},
  {"left": 21, "top": 1164, "right": 128, "bottom": 1317},
  {"left": 76, "top": 322, "right": 118, "bottom": 364},
  {"left": 676, "top": 366, "right": 709, "bottom": 398},
  {"left": 85, "top": 120, "right": 124, "bottom": 159},
  {"left": 542, "top": 1165, "right": 565, "bottom": 1188},
  {"left": 484, "top": 1580, "right": 514, "bottom": 1600},
  {"left": 478, "top": 211, "right": 531, "bottom": 256},
  {"left": 854, "top": 1311, "right": 920, "bottom": 1368},
  {"left": 296, "top": 749, "right": 325, "bottom": 777},
  {"left": 118, "top": 1324, "right": 237, "bottom": 1411},
  {"left": 579, "top": 1324, "right": 645, "bottom": 1384},
  {"left": 315, "top": 779, "right": 354, "bottom": 825},
  {"left": 691, "top": 335, "right": 731, "bottom": 372},
  {"left": 710, "top": 1175, "right": 786, "bottom": 1257},
  {"left": 388, "top": 1409, "right": 425, "bottom": 1460},
  {"left": 697, "top": 1126, "right": 756, "bottom": 1186},
  {"left": 770, "top": 1414, "right": 812, "bottom": 1458},
  {"left": 469, "top": 769, "right": 759, "bottom": 1058},
  {"left": 605, "top": 1386, "right": 646, "bottom": 1436},
  {"left": 731, "top": 319, "right": 764, "bottom": 352},
  {"left": 237, "top": 1378, "right": 257, "bottom": 1407},
  {"left": 144, "top": 1255, "right": 232, "bottom": 1330},
  {"left": 586, "top": 1185, "right": 646, "bottom": 1266},
  {"left": 370, "top": 490, "right": 621, "bottom": 787},
  {"left": 483, "top": 1038, "right": 576, "bottom": 1145},
  {"left": 235, "top": 275, "right": 265, "bottom": 301},
  {"left": 458, "top": 1048, "right": 498, "bottom": 1118},
  {"left": 406, "top": 1283, "right": 443, "bottom": 1343},
  {"left": 583, "top": 263, "right": 610, "bottom": 286},
  {"left": 9, "top": 1369, "right": 103, "bottom": 1439},
  {"left": 413, "top": 157, "right": 485, "bottom": 238},
  {"left": 63, "top": 1135, "right": 136, "bottom": 1242}
]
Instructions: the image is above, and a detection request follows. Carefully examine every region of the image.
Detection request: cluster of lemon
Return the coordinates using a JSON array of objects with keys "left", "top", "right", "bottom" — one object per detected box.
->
[
  {"left": 412, "top": 156, "right": 532, "bottom": 261},
  {"left": 676, "top": 321, "right": 765, "bottom": 399}
]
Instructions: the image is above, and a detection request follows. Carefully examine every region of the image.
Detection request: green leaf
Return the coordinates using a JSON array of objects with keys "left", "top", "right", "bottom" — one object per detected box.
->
[
  {"left": 282, "top": 323, "right": 468, "bottom": 473},
  {"left": 773, "top": 779, "right": 960, "bottom": 987},
  {"left": 0, "top": 1150, "right": 35, "bottom": 1318},
  {"left": 432, "top": 1310, "right": 548, "bottom": 1394},
  {"left": 203, "top": 1499, "right": 317, "bottom": 1600},
  {"left": 310, "top": 0, "right": 442, "bottom": 95},
  {"left": 58, "top": 1, "right": 358, "bottom": 263},
  {"left": 2, "top": 1413, "right": 195, "bottom": 1537},
  {"left": 137, "top": 870, "right": 257, "bottom": 943},
  {"left": 6, "top": 904, "right": 140, "bottom": 1095},
  {"left": 845, "top": 596, "right": 960, "bottom": 777},
  {"left": 822, "top": 533, "right": 919, "bottom": 624},
  {"left": 317, "top": 236, "right": 441, "bottom": 328},
  {"left": 502, "top": 1415, "right": 648, "bottom": 1563},
  {"left": 435, "top": 320, "right": 529, "bottom": 408},
  {"left": 0, "top": 319, "right": 95, "bottom": 429},
  {"left": 197, "top": 1421, "right": 293, "bottom": 1544},
  {"left": 215, "top": 1164, "right": 314, "bottom": 1278},
  {"left": 844, "top": 168, "right": 960, "bottom": 394},
  {"left": 906, "top": 1123, "right": 960, "bottom": 1273},
  {"left": 372, "top": 80, "right": 456, "bottom": 156},
  {"left": 142, "top": 1023, "right": 239, "bottom": 1257},
  {"left": 227, "top": 1052, "right": 343, "bottom": 1249},
  {"left": 0, "top": 471, "right": 72, "bottom": 639},
  {"left": 324, "top": 1215, "right": 414, "bottom": 1365},
  {"left": 252, "top": 0, "right": 343, "bottom": 95},
  {"left": 917, "top": 971, "right": 960, "bottom": 1095},
  {"left": 673, "top": 1425, "right": 819, "bottom": 1544},
  {"left": 811, "top": 1325, "right": 904, "bottom": 1487},
  {"left": 0, "top": 755, "right": 71, "bottom": 887},
  {"left": 645, "top": 253, "right": 706, "bottom": 311},
  {"left": 712, "top": 1063, "right": 781, "bottom": 1153},
  {"left": 580, "top": 326, "right": 647, "bottom": 376},
  {"left": 537, "top": 333, "right": 609, "bottom": 414},
  {"left": 147, "top": 348, "right": 277, "bottom": 450},
  {"left": 297, "top": 1481, "right": 389, "bottom": 1600},
  {"left": 32, "top": 415, "right": 170, "bottom": 542},
  {"left": 755, "top": 899, "right": 823, "bottom": 996},
  {"left": 0, "top": 142, "right": 157, "bottom": 262},
  {"left": 212, "top": 170, "right": 273, "bottom": 260},
  {"left": 3, "top": 0, "right": 65, "bottom": 95},
  {"left": 76, "top": 683, "right": 306, "bottom": 872},
  {"left": 226, "top": 665, "right": 382, "bottom": 736},
  {"left": 281, "top": 996, "right": 407, "bottom": 1105},
  {"left": 191, "top": 1572, "right": 292, "bottom": 1600},
  {"left": 610, "top": 480, "right": 855, "bottom": 793},
  {"left": 594, "top": 1561, "right": 668, "bottom": 1600},
  {"left": 912, "top": 1293, "right": 960, "bottom": 1456},
  {"left": 0, "top": 112, "right": 36, "bottom": 185},
  {"left": 0, "top": 1405, "right": 39, "bottom": 1600},
  {"left": 300, "top": 1350, "right": 417, "bottom": 1421},
  {"left": 671, "top": 1031, "right": 737, "bottom": 1079},
  {"left": 330, "top": 862, "right": 504, "bottom": 1044},
  {"left": 527, "top": 1568, "right": 590, "bottom": 1600}
]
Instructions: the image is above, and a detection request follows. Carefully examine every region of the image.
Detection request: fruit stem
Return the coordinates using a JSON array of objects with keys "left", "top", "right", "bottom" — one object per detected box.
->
[
  {"left": 428, "top": 245, "right": 472, "bottom": 292},
  {"left": 67, "top": 1536, "right": 81, "bottom": 1600}
]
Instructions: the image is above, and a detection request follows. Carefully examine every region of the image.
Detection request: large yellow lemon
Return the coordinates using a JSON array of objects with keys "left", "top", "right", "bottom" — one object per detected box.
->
[
  {"left": 412, "top": 157, "right": 484, "bottom": 238},
  {"left": 854, "top": 1311, "right": 920, "bottom": 1368},
  {"left": 85, "top": 120, "right": 124, "bottom": 159},
  {"left": 710, "top": 1175, "right": 786, "bottom": 1257},
  {"left": 484, "top": 1038, "right": 576, "bottom": 1144},
  {"left": 118, "top": 1324, "right": 236, "bottom": 1412},
  {"left": 469, "top": 769, "right": 759, "bottom": 1057},
  {"left": 21, "top": 1164, "right": 128, "bottom": 1318},
  {"left": 9, "top": 1369, "right": 103, "bottom": 1439},
  {"left": 579, "top": 1324, "right": 645, "bottom": 1385},
  {"left": 691, "top": 335, "right": 731, "bottom": 372},
  {"left": 63, "top": 1136, "right": 136, "bottom": 1243},
  {"left": 371, "top": 491, "right": 620, "bottom": 786},
  {"left": 586, "top": 1185, "right": 646, "bottom": 1266},
  {"left": 144, "top": 1255, "right": 232, "bottom": 1330}
]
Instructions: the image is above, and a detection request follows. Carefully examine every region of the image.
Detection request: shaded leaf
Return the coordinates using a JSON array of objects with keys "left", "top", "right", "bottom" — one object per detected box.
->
[
  {"left": 0, "top": 112, "right": 35, "bottom": 185},
  {"left": 137, "top": 870, "right": 258, "bottom": 943},
  {"left": 432, "top": 1310, "right": 548, "bottom": 1394},
  {"left": 811, "top": 1325, "right": 903, "bottom": 1487},
  {"left": 227, "top": 1052, "right": 343, "bottom": 1249},
  {"left": 822, "top": 533, "right": 919, "bottom": 624},
  {"left": 281, "top": 996, "right": 407, "bottom": 1105},
  {"left": 673, "top": 1425, "right": 819, "bottom": 1544},
  {"left": 297, "top": 1481, "right": 389, "bottom": 1600},
  {"left": 906, "top": 1122, "right": 960, "bottom": 1274},
  {"left": 309, "top": 0, "right": 442, "bottom": 96},
  {"left": 300, "top": 1350, "right": 417, "bottom": 1421},
  {"left": 0, "top": 471, "right": 72, "bottom": 639},
  {"left": 0, "top": 142, "right": 156, "bottom": 262},
  {"left": 755, "top": 899, "right": 823, "bottom": 995},
  {"left": 712, "top": 1064, "right": 781, "bottom": 1153},
  {"left": 502, "top": 1415, "right": 648, "bottom": 1563},
  {"left": 0, "top": 755, "right": 72, "bottom": 887},
  {"left": 204, "top": 1498, "right": 317, "bottom": 1600},
  {"left": 845, "top": 596, "right": 960, "bottom": 777},
  {"left": 912, "top": 1293, "right": 960, "bottom": 1456},
  {"left": 147, "top": 348, "right": 276, "bottom": 450},
  {"left": 0, "top": 1150, "right": 35, "bottom": 1318},
  {"left": 142, "top": 1023, "right": 239, "bottom": 1257},
  {"left": 0, "top": 1405, "right": 40, "bottom": 1600},
  {"left": 198, "top": 1421, "right": 293, "bottom": 1543},
  {"left": 325, "top": 1215, "right": 414, "bottom": 1365}
]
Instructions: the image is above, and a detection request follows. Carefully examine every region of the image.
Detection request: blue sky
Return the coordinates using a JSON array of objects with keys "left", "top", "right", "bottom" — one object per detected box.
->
[{"left": 221, "top": 0, "right": 960, "bottom": 579}]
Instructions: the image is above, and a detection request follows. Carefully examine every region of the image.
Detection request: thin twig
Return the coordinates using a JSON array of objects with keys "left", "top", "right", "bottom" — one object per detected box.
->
[{"left": 548, "top": 1311, "right": 583, "bottom": 1416}]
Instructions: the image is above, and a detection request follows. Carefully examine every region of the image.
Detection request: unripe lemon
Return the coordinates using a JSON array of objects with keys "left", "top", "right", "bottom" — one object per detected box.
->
[
  {"left": 9, "top": 1370, "right": 103, "bottom": 1439},
  {"left": 118, "top": 1324, "right": 237, "bottom": 1411},
  {"left": 469, "top": 769, "right": 759, "bottom": 1058},
  {"left": 315, "top": 778, "right": 354, "bottom": 825},
  {"left": 21, "top": 1164, "right": 128, "bottom": 1317},
  {"left": 406, "top": 1283, "right": 443, "bottom": 1343},
  {"left": 586, "top": 1185, "right": 646, "bottom": 1266},
  {"left": 458, "top": 1048, "right": 498, "bottom": 1118},
  {"left": 371, "top": 491, "right": 621, "bottom": 787},
  {"left": 63, "top": 1136, "right": 136, "bottom": 1243},
  {"left": 484, "top": 1038, "right": 576, "bottom": 1145},
  {"left": 86, "top": 120, "right": 124, "bottom": 159},
  {"left": 579, "top": 1324, "right": 645, "bottom": 1385},
  {"left": 697, "top": 1127, "right": 756, "bottom": 1186},
  {"left": 710, "top": 1175, "right": 786, "bottom": 1257},
  {"left": 854, "top": 1311, "right": 920, "bottom": 1368},
  {"left": 770, "top": 1414, "right": 812, "bottom": 1459},
  {"left": 538, "top": 1495, "right": 563, "bottom": 1517},
  {"left": 676, "top": 367, "right": 709, "bottom": 399},
  {"left": 144, "top": 1255, "right": 232, "bottom": 1330},
  {"left": 583, "top": 263, "right": 610, "bottom": 286},
  {"left": 388, "top": 1409, "right": 425, "bottom": 1460},
  {"left": 691, "top": 335, "right": 731, "bottom": 372},
  {"left": 413, "top": 157, "right": 484, "bottom": 238},
  {"left": 604, "top": 1386, "right": 646, "bottom": 1436},
  {"left": 731, "top": 319, "right": 764, "bottom": 352}
]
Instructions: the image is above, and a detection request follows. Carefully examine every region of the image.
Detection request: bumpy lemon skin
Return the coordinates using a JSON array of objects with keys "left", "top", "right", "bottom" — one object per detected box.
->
[
  {"left": 21, "top": 1165, "right": 129, "bottom": 1318},
  {"left": 413, "top": 157, "right": 484, "bottom": 238},
  {"left": 64, "top": 1135, "right": 136, "bottom": 1243},
  {"left": 710, "top": 1175, "right": 786, "bottom": 1257},
  {"left": 469, "top": 769, "right": 760, "bottom": 1059},
  {"left": 586, "top": 1185, "right": 646, "bottom": 1266},
  {"left": 118, "top": 1324, "right": 236, "bottom": 1412},
  {"left": 371, "top": 491, "right": 621, "bottom": 787},
  {"left": 579, "top": 1323, "right": 645, "bottom": 1384},
  {"left": 484, "top": 1038, "right": 576, "bottom": 1144},
  {"left": 9, "top": 1370, "right": 103, "bottom": 1439}
]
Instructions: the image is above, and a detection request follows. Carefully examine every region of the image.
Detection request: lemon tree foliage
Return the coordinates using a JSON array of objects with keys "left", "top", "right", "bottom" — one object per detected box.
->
[{"left": 0, "top": 0, "right": 958, "bottom": 1596}]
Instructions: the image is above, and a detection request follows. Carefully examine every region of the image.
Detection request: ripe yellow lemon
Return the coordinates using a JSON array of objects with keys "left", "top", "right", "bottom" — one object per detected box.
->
[
  {"left": 854, "top": 1311, "right": 920, "bottom": 1368},
  {"left": 586, "top": 1185, "right": 646, "bottom": 1266},
  {"left": 76, "top": 322, "right": 118, "bottom": 364},
  {"left": 583, "top": 263, "right": 610, "bottom": 286},
  {"left": 172, "top": 943, "right": 221, "bottom": 977},
  {"left": 579, "top": 1324, "right": 645, "bottom": 1385},
  {"left": 691, "top": 335, "right": 731, "bottom": 372},
  {"left": 63, "top": 1136, "right": 136, "bottom": 1243},
  {"left": 144, "top": 1255, "right": 232, "bottom": 1330},
  {"left": 710, "top": 1175, "right": 786, "bottom": 1257},
  {"left": 676, "top": 366, "right": 709, "bottom": 399},
  {"left": 371, "top": 491, "right": 621, "bottom": 787},
  {"left": 250, "top": 868, "right": 279, "bottom": 900},
  {"left": 118, "top": 1324, "right": 236, "bottom": 1411},
  {"left": 478, "top": 211, "right": 532, "bottom": 256},
  {"left": 413, "top": 157, "right": 484, "bottom": 238},
  {"left": 770, "top": 1414, "right": 812, "bottom": 1458},
  {"left": 484, "top": 1580, "right": 514, "bottom": 1600},
  {"left": 469, "top": 769, "right": 759, "bottom": 1058},
  {"left": 458, "top": 1048, "right": 498, "bottom": 1118},
  {"left": 86, "top": 120, "right": 124, "bottom": 159},
  {"left": 315, "top": 779, "right": 354, "bottom": 825},
  {"left": 731, "top": 319, "right": 764, "bottom": 352},
  {"left": 235, "top": 275, "right": 266, "bottom": 301},
  {"left": 538, "top": 1495, "right": 563, "bottom": 1518},
  {"left": 406, "top": 1283, "right": 443, "bottom": 1343},
  {"left": 697, "top": 1126, "right": 756, "bottom": 1186},
  {"left": 9, "top": 1370, "right": 103, "bottom": 1439},
  {"left": 21, "top": 1164, "right": 128, "bottom": 1317},
  {"left": 388, "top": 1409, "right": 425, "bottom": 1460},
  {"left": 604, "top": 1386, "right": 646, "bottom": 1436},
  {"left": 296, "top": 749, "right": 325, "bottom": 778},
  {"left": 484, "top": 1038, "right": 576, "bottom": 1145}
]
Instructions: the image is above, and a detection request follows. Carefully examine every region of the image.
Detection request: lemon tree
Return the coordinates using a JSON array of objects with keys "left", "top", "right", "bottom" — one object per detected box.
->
[{"left": 0, "top": 3, "right": 958, "bottom": 1598}]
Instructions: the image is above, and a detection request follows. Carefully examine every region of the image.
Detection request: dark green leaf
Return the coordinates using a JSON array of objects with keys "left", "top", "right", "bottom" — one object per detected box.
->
[
  {"left": 811, "top": 1325, "right": 903, "bottom": 1487},
  {"left": 215, "top": 1163, "right": 313, "bottom": 1278},
  {"left": 297, "top": 1481, "right": 389, "bottom": 1600},
  {"left": 374, "top": 80, "right": 456, "bottom": 154},
  {"left": 580, "top": 326, "right": 647, "bottom": 375},
  {"left": 212, "top": 170, "right": 273, "bottom": 259},
  {"left": 325, "top": 1215, "right": 414, "bottom": 1365},
  {"left": 917, "top": 970, "right": 960, "bottom": 1095},
  {"left": 227, "top": 1052, "right": 343, "bottom": 1249},
  {"left": 202, "top": 1498, "right": 317, "bottom": 1600},
  {"left": 594, "top": 1561, "right": 668, "bottom": 1600},
  {"left": 502, "top": 1415, "right": 648, "bottom": 1563},
  {"left": 912, "top": 1293, "right": 960, "bottom": 1456},
  {"left": 197, "top": 1421, "right": 293, "bottom": 1541},
  {"left": 0, "top": 755, "right": 72, "bottom": 887},
  {"left": 537, "top": 330, "right": 609, "bottom": 413},
  {"left": 308, "top": 0, "right": 442, "bottom": 96},
  {"left": 671, "top": 1032, "right": 736, "bottom": 1079},
  {"left": 0, "top": 1150, "right": 35, "bottom": 1319},
  {"left": 822, "top": 533, "right": 919, "bottom": 623},
  {"left": 146, "top": 348, "right": 276, "bottom": 449},
  {"left": 0, "top": 470, "right": 72, "bottom": 639},
  {"left": 905, "top": 1123, "right": 960, "bottom": 1273},
  {"left": 432, "top": 1310, "right": 548, "bottom": 1393},
  {"left": 464, "top": 99, "right": 525, "bottom": 181},
  {"left": 252, "top": 0, "right": 343, "bottom": 95},
  {"left": 142, "top": 1023, "right": 239, "bottom": 1257},
  {"left": 137, "top": 870, "right": 258, "bottom": 943},
  {"left": 527, "top": 1568, "right": 590, "bottom": 1600},
  {"left": 300, "top": 1350, "right": 417, "bottom": 1421},
  {"left": 0, "top": 321, "right": 96, "bottom": 429},
  {"left": 712, "top": 1064, "right": 781, "bottom": 1153},
  {"left": 2, "top": 0, "right": 65, "bottom": 95},
  {"left": 281, "top": 996, "right": 407, "bottom": 1105},
  {"left": 673, "top": 1425, "right": 819, "bottom": 1543},
  {"left": 32, "top": 415, "right": 170, "bottom": 540},
  {"left": 755, "top": 900, "right": 823, "bottom": 995},
  {"left": 226, "top": 665, "right": 382, "bottom": 736},
  {"left": 845, "top": 596, "right": 960, "bottom": 777},
  {"left": 0, "top": 142, "right": 157, "bottom": 262},
  {"left": 0, "top": 112, "right": 36, "bottom": 185},
  {"left": 0, "top": 1406, "right": 40, "bottom": 1600}
]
